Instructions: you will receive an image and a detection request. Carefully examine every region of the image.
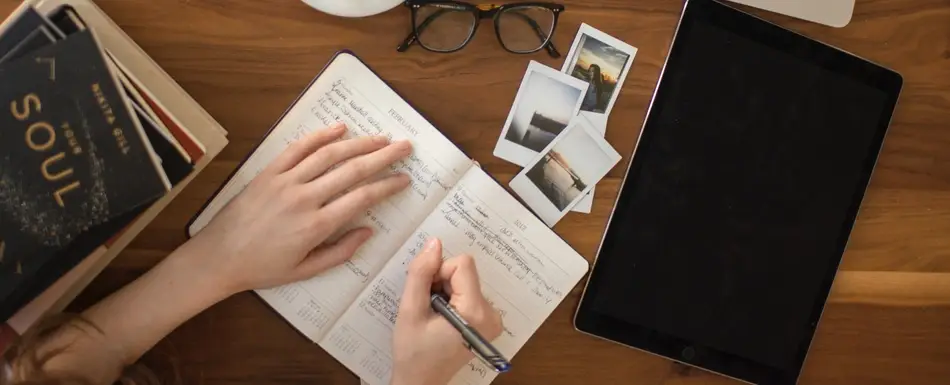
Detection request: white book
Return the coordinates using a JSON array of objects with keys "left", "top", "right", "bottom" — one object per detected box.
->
[{"left": 189, "top": 52, "right": 589, "bottom": 385}]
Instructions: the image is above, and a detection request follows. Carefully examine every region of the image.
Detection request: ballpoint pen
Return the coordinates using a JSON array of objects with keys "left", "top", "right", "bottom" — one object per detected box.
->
[{"left": 430, "top": 293, "right": 511, "bottom": 373}]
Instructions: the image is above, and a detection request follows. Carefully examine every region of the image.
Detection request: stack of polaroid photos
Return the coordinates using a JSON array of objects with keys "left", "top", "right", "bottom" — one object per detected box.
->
[
  {"left": 0, "top": 5, "right": 209, "bottom": 324},
  {"left": 494, "top": 24, "right": 637, "bottom": 225}
]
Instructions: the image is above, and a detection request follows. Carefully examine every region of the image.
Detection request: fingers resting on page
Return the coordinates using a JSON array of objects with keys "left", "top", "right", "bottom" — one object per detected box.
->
[
  {"left": 392, "top": 238, "right": 503, "bottom": 385},
  {"left": 188, "top": 122, "right": 412, "bottom": 294}
]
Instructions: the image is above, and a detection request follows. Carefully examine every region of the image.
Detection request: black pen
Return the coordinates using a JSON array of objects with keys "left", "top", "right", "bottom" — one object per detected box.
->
[{"left": 430, "top": 293, "right": 511, "bottom": 373}]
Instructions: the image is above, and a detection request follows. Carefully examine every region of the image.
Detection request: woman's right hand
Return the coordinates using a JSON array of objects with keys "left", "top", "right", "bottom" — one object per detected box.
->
[{"left": 391, "top": 238, "right": 503, "bottom": 385}]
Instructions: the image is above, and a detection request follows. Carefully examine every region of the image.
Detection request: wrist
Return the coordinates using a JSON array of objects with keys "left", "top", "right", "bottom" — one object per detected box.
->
[
  {"left": 78, "top": 238, "right": 238, "bottom": 367},
  {"left": 166, "top": 238, "right": 242, "bottom": 299}
]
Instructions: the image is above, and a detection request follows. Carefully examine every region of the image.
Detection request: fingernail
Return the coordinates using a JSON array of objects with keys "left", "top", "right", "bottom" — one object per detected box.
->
[
  {"left": 394, "top": 140, "right": 412, "bottom": 152},
  {"left": 330, "top": 122, "right": 345, "bottom": 132},
  {"left": 360, "top": 227, "right": 374, "bottom": 239},
  {"left": 424, "top": 238, "right": 440, "bottom": 251},
  {"left": 372, "top": 136, "right": 390, "bottom": 145}
]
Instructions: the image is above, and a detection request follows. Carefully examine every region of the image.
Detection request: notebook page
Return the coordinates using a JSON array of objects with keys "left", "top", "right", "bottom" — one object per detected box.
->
[
  {"left": 319, "top": 167, "right": 590, "bottom": 385},
  {"left": 188, "top": 52, "right": 473, "bottom": 341}
]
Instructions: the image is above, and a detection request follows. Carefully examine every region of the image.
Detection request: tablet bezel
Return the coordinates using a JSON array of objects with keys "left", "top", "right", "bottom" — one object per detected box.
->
[{"left": 573, "top": 0, "right": 903, "bottom": 384}]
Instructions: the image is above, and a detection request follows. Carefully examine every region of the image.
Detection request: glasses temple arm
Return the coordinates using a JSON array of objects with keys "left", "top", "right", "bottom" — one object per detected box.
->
[{"left": 397, "top": 8, "right": 453, "bottom": 52}]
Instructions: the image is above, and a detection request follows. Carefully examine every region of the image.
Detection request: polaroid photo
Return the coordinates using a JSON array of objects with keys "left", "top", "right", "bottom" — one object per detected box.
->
[
  {"left": 494, "top": 60, "right": 590, "bottom": 167},
  {"left": 570, "top": 112, "right": 606, "bottom": 213},
  {"left": 510, "top": 118, "right": 621, "bottom": 227},
  {"left": 561, "top": 23, "right": 637, "bottom": 118}
]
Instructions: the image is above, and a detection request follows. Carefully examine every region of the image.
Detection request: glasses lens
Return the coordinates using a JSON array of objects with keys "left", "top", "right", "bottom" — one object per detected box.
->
[
  {"left": 414, "top": 4, "right": 477, "bottom": 52},
  {"left": 497, "top": 6, "right": 555, "bottom": 53}
]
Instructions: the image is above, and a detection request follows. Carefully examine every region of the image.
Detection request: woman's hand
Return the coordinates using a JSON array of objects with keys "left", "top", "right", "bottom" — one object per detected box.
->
[
  {"left": 25, "top": 123, "right": 412, "bottom": 385},
  {"left": 190, "top": 122, "right": 412, "bottom": 294},
  {"left": 391, "top": 238, "right": 503, "bottom": 385}
]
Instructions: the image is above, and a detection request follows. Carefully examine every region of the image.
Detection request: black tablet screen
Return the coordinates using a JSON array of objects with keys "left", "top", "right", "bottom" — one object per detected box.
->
[{"left": 584, "top": 9, "right": 895, "bottom": 374}]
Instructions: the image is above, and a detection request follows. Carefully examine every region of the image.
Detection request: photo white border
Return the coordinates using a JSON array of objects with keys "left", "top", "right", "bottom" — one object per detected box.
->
[
  {"left": 510, "top": 118, "right": 621, "bottom": 227},
  {"left": 570, "top": 112, "right": 605, "bottom": 213},
  {"left": 560, "top": 23, "right": 638, "bottom": 119},
  {"left": 493, "top": 60, "right": 589, "bottom": 167}
]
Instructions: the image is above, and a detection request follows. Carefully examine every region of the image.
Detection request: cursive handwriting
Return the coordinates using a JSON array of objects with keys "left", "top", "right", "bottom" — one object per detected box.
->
[
  {"left": 403, "top": 230, "right": 432, "bottom": 266},
  {"left": 360, "top": 281, "right": 400, "bottom": 326},
  {"left": 439, "top": 187, "right": 562, "bottom": 305},
  {"left": 465, "top": 361, "right": 489, "bottom": 379},
  {"left": 307, "top": 77, "right": 450, "bottom": 203},
  {"left": 344, "top": 260, "right": 372, "bottom": 282},
  {"left": 364, "top": 209, "right": 394, "bottom": 236}
]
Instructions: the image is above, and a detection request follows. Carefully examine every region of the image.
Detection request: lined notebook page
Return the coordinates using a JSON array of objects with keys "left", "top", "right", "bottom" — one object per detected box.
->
[
  {"left": 320, "top": 167, "right": 590, "bottom": 385},
  {"left": 188, "top": 52, "right": 473, "bottom": 340}
]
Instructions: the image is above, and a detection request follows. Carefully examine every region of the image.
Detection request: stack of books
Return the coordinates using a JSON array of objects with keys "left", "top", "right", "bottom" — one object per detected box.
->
[{"left": 0, "top": 0, "right": 228, "bottom": 352}]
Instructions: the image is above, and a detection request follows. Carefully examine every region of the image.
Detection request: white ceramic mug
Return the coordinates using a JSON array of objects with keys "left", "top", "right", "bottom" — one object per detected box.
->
[{"left": 300, "top": 0, "right": 403, "bottom": 17}]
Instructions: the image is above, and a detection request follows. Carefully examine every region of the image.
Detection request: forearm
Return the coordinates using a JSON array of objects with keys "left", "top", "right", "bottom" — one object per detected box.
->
[
  {"left": 41, "top": 239, "right": 235, "bottom": 383},
  {"left": 14, "top": 126, "right": 412, "bottom": 384}
]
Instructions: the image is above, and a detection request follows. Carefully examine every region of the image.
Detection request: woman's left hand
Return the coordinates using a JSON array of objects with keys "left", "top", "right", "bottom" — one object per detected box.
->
[{"left": 188, "top": 122, "right": 412, "bottom": 294}]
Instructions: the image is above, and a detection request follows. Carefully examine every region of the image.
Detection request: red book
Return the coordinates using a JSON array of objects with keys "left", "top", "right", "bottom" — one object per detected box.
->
[{"left": 0, "top": 323, "right": 15, "bottom": 353}]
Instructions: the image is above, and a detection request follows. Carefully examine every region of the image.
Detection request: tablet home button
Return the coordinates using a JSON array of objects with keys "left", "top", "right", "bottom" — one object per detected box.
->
[{"left": 682, "top": 346, "right": 696, "bottom": 360}]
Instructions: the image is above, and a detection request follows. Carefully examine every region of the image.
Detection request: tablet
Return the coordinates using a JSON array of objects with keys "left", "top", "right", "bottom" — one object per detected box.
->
[{"left": 574, "top": 1, "right": 902, "bottom": 384}]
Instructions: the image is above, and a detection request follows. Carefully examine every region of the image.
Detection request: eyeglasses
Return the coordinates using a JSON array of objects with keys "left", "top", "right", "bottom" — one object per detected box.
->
[{"left": 397, "top": 1, "right": 564, "bottom": 57}]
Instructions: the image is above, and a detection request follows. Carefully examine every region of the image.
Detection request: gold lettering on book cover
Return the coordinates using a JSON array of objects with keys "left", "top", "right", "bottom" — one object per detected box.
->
[
  {"left": 41, "top": 153, "right": 73, "bottom": 181},
  {"left": 10, "top": 93, "right": 82, "bottom": 208},
  {"left": 26, "top": 122, "right": 55, "bottom": 151},
  {"left": 35, "top": 57, "right": 55, "bottom": 81},
  {"left": 91, "top": 83, "right": 131, "bottom": 155},
  {"left": 10, "top": 93, "right": 41, "bottom": 120}
]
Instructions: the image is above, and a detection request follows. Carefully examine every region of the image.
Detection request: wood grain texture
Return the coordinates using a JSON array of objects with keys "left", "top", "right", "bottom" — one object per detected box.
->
[{"left": 2, "top": 0, "right": 948, "bottom": 383}]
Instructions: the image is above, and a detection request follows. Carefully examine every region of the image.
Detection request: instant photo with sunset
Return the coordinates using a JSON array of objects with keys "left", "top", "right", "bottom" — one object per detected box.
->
[
  {"left": 561, "top": 24, "right": 637, "bottom": 214},
  {"left": 561, "top": 23, "right": 637, "bottom": 117}
]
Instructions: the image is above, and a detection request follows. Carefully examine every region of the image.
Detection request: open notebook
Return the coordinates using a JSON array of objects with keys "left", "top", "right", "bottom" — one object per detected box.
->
[{"left": 188, "top": 51, "right": 589, "bottom": 385}]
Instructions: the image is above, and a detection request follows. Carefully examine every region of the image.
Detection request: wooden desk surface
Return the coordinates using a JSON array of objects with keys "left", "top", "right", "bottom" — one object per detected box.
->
[{"left": 4, "top": 0, "right": 947, "bottom": 383}]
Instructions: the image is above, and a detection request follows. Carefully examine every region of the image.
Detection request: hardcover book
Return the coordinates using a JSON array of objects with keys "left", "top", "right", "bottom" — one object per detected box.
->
[
  {"left": 46, "top": 4, "right": 194, "bottom": 185},
  {"left": 0, "top": 7, "right": 60, "bottom": 59},
  {"left": 0, "top": 29, "right": 170, "bottom": 320},
  {"left": 0, "top": 0, "right": 228, "bottom": 353}
]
